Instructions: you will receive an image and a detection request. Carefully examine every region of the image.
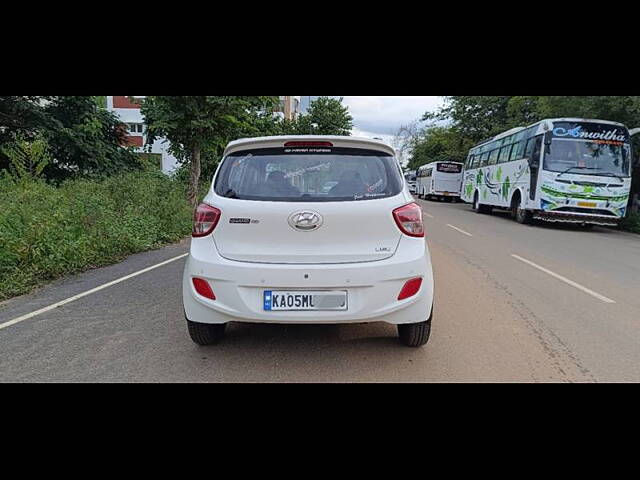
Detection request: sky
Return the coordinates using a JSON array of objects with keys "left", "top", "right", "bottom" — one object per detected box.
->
[{"left": 340, "top": 96, "right": 445, "bottom": 145}]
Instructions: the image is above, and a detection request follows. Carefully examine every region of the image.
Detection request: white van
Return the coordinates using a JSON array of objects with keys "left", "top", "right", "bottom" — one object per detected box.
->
[
  {"left": 182, "top": 136, "right": 434, "bottom": 347},
  {"left": 416, "top": 161, "right": 464, "bottom": 202}
]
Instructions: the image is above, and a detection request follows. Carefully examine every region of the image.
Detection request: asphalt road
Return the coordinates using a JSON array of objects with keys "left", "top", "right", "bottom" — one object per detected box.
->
[{"left": 1, "top": 198, "right": 639, "bottom": 382}]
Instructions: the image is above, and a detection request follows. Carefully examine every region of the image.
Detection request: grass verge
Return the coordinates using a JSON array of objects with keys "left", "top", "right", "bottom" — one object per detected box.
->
[{"left": 0, "top": 170, "right": 192, "bottom": 301}]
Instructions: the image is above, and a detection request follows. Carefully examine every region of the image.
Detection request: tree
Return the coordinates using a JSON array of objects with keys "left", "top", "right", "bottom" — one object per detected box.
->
[
  {"left": 0, "top": 96, "right": 139, "bottom": 180},
  {"left": 281, "top": 97, "right": 353, "bottom": 136},
  {"left": 1, "top": 132, "right": 50, "bottom": 181},
  {"left": 42, "top": 96, "right": 140, "bottom": 179},
  {"left": 423, "top": 96, "right": 515, "bottom": 144},
  {"left": 407, "top": 126, "right": 474, "bottom": 171},
  {"left": 392, "top": 120, "right": 422, "bottom": 169},
  {"left": 140, "top": 96, "right": 279, "bottom": 206}
]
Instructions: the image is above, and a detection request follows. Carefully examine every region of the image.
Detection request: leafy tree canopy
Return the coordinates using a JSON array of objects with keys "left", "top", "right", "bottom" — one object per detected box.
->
[
  {"left": 0, "top": 96, "right": 139, "bottom": 181},
  {"left": 411, "top": 96, "right": 640, "bottom": 169},
  {"left": 407, "top": 126, "right": 474, "bottom": 171},
  {"left": 280, "top": 97, "right": 353, "bottom": 136},
  {"left": 140, "top": 96, "right": 279, "bottom": 205}
]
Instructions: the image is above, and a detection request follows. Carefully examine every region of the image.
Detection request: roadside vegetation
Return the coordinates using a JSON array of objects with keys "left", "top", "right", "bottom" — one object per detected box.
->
[
  {"left": 0, "top": 170, "right": 192, "bottom": 300},
  {"left": 619, "top": 213, "right": 640, "bottom": 233},
  {"left": 0, "top": 96, "right": 354, "bottom": 300}
]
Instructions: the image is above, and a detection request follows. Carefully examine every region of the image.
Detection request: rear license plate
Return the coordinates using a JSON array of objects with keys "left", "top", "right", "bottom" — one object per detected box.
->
[
  {"left": 263, "top": 290, "right": 348, "bottom": 311},
  {"left": 577, "top": 201, "right": 597, "bottom": 207}
]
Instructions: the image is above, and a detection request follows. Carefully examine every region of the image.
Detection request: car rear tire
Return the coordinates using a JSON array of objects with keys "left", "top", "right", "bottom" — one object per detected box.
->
[
  {"left": 398, "top": 318, "right": 432, "bottom": 347},
  {"left": 187, "top": 319, "right": 227, "bottom": 345}
]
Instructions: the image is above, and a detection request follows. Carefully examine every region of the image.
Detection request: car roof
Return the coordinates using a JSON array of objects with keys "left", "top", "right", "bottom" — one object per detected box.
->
[{"left": 223, "top": 135, "right": 396, "bottom": 157}]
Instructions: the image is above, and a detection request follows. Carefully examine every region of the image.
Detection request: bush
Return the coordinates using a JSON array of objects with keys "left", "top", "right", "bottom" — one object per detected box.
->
[
  {"left": 619, "top": 212, "right": 640, "bottom": 234},
  {"left": 0, "top": 170, "right": 192, "bottom": 300}
]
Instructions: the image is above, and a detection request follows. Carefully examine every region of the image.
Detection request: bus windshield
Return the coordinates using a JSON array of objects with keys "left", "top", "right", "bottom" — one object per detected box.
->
[
  {"left": 544, "top": 139, "right": 631, "bottom": 177},
  {"left": 543, "top": 122, "right": 631, "bottom": 177}
]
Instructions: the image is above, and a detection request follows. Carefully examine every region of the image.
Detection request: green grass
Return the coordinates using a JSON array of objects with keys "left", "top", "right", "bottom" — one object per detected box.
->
[{"left": 0, "top": 170, "right": 192, "bottom": 301}]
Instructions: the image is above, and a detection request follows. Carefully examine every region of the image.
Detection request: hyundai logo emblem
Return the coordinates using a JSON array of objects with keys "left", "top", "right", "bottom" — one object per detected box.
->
[{"left": 288, "top": 211, "right": 323, "bottom": 232}]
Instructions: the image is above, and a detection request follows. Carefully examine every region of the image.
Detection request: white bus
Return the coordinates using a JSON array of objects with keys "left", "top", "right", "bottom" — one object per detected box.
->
[
  {"left": 416, "top": 161, "right": 464, "bottom": 202},
  {"left": 461, "top": 118, "right": 633, "bottom": 226}
]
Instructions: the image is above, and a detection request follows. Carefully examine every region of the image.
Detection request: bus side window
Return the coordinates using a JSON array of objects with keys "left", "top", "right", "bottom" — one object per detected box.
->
[
  {"left": 510, "top": 141, "right": 524, "bottom": 161},
  {"left": 487, "top": 149, "right": 499, "bottom": 166},
  {"left": 498, "top": 145, "right": 511, "bottom": 163}
]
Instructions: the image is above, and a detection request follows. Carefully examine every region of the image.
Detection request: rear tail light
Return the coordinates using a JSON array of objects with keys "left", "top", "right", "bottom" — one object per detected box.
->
[
  {"left": 398, "top": 277, "right": 423, "bottom": 300},
  {"left": 393, "top": 202, "right": 425, "bottom": 237},
  {"left": 192, "top": 203, "right": 221, "bottom": 237},
  {"left": 283, "top": 141, "right": 333, "bottom": 147},
  {"left": 192, "top": 278, "right": 216, "bottom": 300}
]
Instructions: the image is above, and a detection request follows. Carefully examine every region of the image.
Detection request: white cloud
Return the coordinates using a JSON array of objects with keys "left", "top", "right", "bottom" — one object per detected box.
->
[
  {"left": 342, "top": 96, "right": 444, "bottom": 136},
  {"left": 350, "top": 127, "right": 394, "bottom": 145}
]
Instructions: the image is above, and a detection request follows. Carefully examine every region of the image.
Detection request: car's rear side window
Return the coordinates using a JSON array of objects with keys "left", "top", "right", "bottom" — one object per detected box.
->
[{"left": 214, "top": 147, "right": 403, "bottom": 202}]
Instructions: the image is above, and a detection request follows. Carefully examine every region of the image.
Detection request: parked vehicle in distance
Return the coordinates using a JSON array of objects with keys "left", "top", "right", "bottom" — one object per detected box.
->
[
  {"left": 416, "top": 161, "right": 464, "bottom": 202},
  {"left": 461, "top": 118, "right": 633, "bottom": 226},
  {"left": 404, "top": 170, "right": 417, "bottom": 194},
  {"left": 183, "top": 136, "right": 434, "bottom": 347}
]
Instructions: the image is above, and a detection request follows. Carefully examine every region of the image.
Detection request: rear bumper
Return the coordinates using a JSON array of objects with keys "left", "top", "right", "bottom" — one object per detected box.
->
[
  {"left": 183, "top": 236, "right": 433, "bottom": 325},
  {"left": 533, "top": 210, "right": 619, "bottom": 226}
]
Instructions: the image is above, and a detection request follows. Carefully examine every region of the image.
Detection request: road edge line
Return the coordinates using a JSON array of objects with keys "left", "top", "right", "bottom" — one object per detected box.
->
[
  {"left": 511, "top": 254, "right": 615, "bottom": 304},
  {"left": 0, "top": 253, "right": 189, "bottom": 331},
  {"left": 446, "top": 224, "right": 473, "bottom": 237}
]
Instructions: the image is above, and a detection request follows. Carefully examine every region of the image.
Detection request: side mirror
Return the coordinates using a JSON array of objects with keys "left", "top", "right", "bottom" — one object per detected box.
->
[{"left": 543, "top": 131, "right": 552, "bottom": 155}]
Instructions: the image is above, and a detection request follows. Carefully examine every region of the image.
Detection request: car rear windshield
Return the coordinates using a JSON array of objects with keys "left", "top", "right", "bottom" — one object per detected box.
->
[{"left": 214, "top": 146, "right": 403, "bottom": 202}]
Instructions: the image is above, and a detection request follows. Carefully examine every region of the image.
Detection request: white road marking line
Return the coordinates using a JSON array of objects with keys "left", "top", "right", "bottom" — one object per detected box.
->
[
  {"left": 423, "top": 212, "right": 434, "bottom": 218},
  {"left": 511, "top": 254, "right": 615, "bottom": 304},
  {"left": 446, "top": 224, "right": 473, "bottom": 237},
  {"left": 0, "top": 253, "right": 189, "bottom": 331}
]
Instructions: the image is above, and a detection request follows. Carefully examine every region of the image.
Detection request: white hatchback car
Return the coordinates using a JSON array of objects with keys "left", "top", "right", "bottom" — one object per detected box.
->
[{"left": 182, "top": 135, "right": 434, "bottom": 347}]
